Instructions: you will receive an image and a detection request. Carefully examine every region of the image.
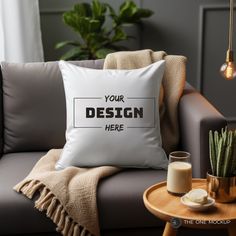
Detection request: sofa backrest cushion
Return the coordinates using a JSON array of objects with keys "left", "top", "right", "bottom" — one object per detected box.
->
[{"left": 1, "top": 60, "right": 104, "bottom": 153}]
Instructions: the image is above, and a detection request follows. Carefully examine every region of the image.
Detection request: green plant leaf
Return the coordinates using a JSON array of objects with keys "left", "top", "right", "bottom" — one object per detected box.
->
[
  {"left": 119, "top": 1, "right": 137, "bottom": 14},
  {"left": 77, "top": 18, "right": 91, "bottom": 38},
  {"left": 55, "top": 41, "right": 80, "bottom": 49},
  {"left": 74, "top": 3, "right": 92, "bottom": 17},
  {"left": 63, "top": 11, "right": 92, "bottom": 38},
  {"left": 216, "top": 138, "right": 224, "bottom": 177},
  {"left": 209, "top": 130, "right": 216, "bottom": 175},
  {"left": 117, "top": 1, "right": 153, "bottom": 24},
  {"left": 134, "top": 8, "right": 153, "bottom": 19},
  {"left": 118, "top": 1, "right": 137, "bottom": 23},
  {"left": 112, "top": 28, "right": 127, "bottom": 42},
  {"left": 95, "top": 48, "right": 115, "bottom": 59},
  {"left": 63, "top": 3, "right": 94, "bottom": 36},
  {"left": 231, "top": 130, "right": 236, "bottom": 175},
  {"left": 92, "top": 0, "right": 107, "bottom": 24},
  {"left": 86, "top": 32, "right": 109, "bottom": 50},
  {"left": 60, "top": 47, "right": 89, "bottom": 60},
  {"left": 89, "top": 19, "right": 101, "bottom": 33},
  {"left": 63, "top": 11, "right": 80, "bottom": 32}
]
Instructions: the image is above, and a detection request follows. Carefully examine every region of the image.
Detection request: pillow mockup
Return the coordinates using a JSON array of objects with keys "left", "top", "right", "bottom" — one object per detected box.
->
[{"left": 56, "top": 60, "right": 168, "bottom": 170}]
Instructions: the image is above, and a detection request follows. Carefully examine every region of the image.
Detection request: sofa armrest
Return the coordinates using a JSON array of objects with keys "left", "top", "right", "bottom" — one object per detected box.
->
[{"left": 179, "top": 83, "right": 227, "bottom": 178}]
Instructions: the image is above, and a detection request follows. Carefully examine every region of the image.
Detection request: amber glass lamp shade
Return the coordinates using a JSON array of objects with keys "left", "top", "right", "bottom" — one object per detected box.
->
[{"left": 220, "top": 61, "right": 236, "bottom": 80}]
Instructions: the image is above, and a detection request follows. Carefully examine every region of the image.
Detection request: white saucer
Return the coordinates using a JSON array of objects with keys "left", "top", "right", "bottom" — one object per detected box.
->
[{"left": 181, "top": 194, "right": 215, "bottom": 211}]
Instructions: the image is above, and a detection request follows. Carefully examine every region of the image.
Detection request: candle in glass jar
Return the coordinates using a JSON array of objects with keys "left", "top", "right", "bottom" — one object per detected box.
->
[{"left": 167, "top": 161, "right": 192, "bottom": 195}]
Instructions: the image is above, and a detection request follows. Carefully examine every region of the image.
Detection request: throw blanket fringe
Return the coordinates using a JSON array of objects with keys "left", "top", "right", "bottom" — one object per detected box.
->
[
  {"left": 15, "top": 180, "right": 93, "bottom": 236},
  {"left": 14, "top": 149, "right": 120, "bottom": 236}
]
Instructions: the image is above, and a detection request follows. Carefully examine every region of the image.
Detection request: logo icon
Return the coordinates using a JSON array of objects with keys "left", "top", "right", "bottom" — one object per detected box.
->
[{"left": 170, "top": 217, "right": 182, "bottom": 229}]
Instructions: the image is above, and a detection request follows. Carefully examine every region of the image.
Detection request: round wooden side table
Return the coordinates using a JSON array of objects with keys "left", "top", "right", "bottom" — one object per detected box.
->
[{"left": 143, "top": 179, "right": 236, "bottom": 236}]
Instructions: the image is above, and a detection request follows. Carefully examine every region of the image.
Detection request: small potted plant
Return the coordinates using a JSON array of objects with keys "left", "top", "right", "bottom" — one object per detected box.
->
[{"left": 207, "top": 127, "right": 236, "bottom": 202}]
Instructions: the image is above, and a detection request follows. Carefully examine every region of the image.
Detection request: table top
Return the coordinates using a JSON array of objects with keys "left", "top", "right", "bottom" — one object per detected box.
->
[{"left": 143, "top": 179, "right": 236, "bottom": 228}]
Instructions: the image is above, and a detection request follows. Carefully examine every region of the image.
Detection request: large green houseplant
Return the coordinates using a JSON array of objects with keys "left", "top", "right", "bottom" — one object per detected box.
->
[
  {"left": 207, "top": 127, "right": 236, "bottom": 202},
  {"left": 55, "top": 0, "right": 153, "bottom": 60}
]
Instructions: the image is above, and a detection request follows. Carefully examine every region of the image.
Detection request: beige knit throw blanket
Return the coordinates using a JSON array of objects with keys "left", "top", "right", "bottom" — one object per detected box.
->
[
  {"left": 14, "top": 50, "right": 186, "bottom": 236},
  {"left": 104, "top": 49, "right": 187, "bottom": 153},
  {"left": 14, "top": 149, "right": 119, "bottom": 236}
]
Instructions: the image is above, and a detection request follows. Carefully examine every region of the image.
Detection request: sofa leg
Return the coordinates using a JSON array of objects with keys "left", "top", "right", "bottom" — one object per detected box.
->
[{"left": 163, "top": 222, "right": 177, "bottom": 236}]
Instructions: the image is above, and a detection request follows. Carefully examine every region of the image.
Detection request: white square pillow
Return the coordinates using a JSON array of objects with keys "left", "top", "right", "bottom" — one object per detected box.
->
[{"left": 56, "top": 60, "right": 168, "bottom": 170}]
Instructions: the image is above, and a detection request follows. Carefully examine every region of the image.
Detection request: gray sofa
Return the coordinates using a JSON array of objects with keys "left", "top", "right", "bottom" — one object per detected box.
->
[{"left": 0, "top": 60, "right": 227, "bottom": 236}]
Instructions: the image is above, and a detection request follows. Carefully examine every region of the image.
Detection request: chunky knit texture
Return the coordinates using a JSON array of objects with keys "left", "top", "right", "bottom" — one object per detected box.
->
[
  {"left": 14, "top": 149, "right": 119, "bottom": 236},
  {"left": 104, "top": 50, "right": 187, "bottom": 153}
]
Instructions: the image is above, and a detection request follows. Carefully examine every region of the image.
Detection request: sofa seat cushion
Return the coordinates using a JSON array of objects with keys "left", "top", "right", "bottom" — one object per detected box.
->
[
  {"left": 0, "top": 152, "right": 57, "bottom": 235},
  {"left": 98, "top": 168, "right": 166, "bottom": 229},
  {"left": 0, "top": 152, "right": 166, "bottom": 235}
]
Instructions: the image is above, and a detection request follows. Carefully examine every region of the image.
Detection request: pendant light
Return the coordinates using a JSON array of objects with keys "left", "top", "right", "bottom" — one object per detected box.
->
[{"left": 220, "top": 0, "right": 236, "bottom": 80}]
